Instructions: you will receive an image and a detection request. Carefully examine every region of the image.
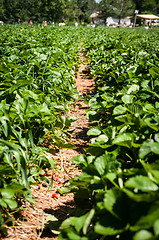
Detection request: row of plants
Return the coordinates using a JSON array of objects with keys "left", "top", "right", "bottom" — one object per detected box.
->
[
  {"left": 57, "top": 28, "right": 159, "bottom": 239},
  {"left": 0, "top": 25, "right": 82, "bottom": 236}
]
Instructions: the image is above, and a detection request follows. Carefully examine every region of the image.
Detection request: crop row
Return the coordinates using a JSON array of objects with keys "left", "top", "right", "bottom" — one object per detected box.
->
[
  {"left": 0, "top": 25, "right": 81, "bottom": 235},
  {"left": 58, "top": 28, "right": 159, "bottom": 240}
]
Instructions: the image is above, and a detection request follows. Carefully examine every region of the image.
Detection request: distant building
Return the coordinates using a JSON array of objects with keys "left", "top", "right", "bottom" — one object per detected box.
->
[
  {"left": 136, "top": 14, "right": 159, "bottom": 27},
  {"left": 107, "top": 17, "right": 131, "bottom": 26},
  {"left": 90, "top": 12, "right": 100, "bottom": 24},
  {"left": 90, "top": 12, "right": 131, "bottom": 26}
]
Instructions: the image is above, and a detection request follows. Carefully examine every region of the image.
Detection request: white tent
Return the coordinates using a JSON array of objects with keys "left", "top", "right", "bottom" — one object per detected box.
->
[
  {"left": 90, "top": 12, "right": 131, "bottom": 26},
  {"left": 137, "top": 14, "right": 159, "bottom": 20},
  {"left": 90, "top": 12, "right": 100, "bottom": 18},
  {"left": 107, "top": 17, "right": 131, "bottom": 26}
]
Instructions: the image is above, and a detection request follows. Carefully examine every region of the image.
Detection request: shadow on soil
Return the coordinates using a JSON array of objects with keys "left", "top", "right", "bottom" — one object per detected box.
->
[{"left": 39, "top": 200, "right": 77, "bottom": 238}]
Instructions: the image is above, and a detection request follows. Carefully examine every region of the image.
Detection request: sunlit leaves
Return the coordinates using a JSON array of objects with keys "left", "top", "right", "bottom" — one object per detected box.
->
[
  {"left": 0, "top": 25, "right": 81, "bottom": 235},
  {"left": 58, "top": 27, "right": 159, "bottom": 240}
]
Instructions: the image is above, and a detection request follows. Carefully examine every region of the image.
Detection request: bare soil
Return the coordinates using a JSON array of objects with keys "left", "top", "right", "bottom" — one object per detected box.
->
[{"left": 4, "top": 49, "right": 94, "bottom": 240}]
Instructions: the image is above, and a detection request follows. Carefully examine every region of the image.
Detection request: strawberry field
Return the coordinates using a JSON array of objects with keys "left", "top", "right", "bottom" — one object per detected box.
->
[
  {"left": 0, "top": 25, "right": 80, "bottom": 236},
  {"left": 1, "top": 25, "right": 159, "bottom": 240}
]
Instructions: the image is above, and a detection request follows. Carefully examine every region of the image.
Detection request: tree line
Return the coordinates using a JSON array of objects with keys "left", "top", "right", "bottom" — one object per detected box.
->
[{"left": 0, "top": 0, "right": 158, "bottom": 24}]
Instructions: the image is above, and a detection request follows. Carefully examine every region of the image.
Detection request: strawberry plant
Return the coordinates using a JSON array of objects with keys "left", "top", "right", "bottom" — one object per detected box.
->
[
  {"left": 58, "top": 27, "right": 159, "bottom": 240},
  {"left": 0, "top": 25, "right": 81, "bottom": 235}
]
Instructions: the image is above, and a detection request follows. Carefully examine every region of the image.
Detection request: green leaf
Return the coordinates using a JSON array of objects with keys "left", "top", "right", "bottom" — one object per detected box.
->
[
  {"left": 60, "top": 214, "right": 89, "bottom": 235},
  {"left": 0, "top": 199, "right": 7, "bottom": 208},
  {"left": 59, "top": 217, "right": 76, "bottom": 230},
  {"left": 126, "top": 104, "right": 143, "bottom": 115},
  {"left": 113, "top": 105, "right": 127, "bottom": 115},
  {"left": 94, "top": 155, "right": 108, "bottom": 176},
  {"left": 0, "top": 139, "right": 20, "bottom": 152},
  {"left": 106, "top": 173, "right": 118, "bottom": 187},
  {"left": 103, "top": 188, "right": 122, "bottom": 219},
  {"left": 153, "top": 219, "right": 159, "bottom": 236},
  {"left": 131, "top": 207, "right": 159, "bottom": 231},
  {"left": 88, "top": 98, "right": 99, "bottom": 108},
  {"left": 83, "top": 209, "right": 95, "bottom": 234},
  {"left": 154, "top": 80, "right": 159, "bottom": 87},
  {"left": 125, "top": 175, "right": 158, "bottom": 192},
  {"left": 67, "top": 231, "right": 84, "bottom": 240},
  {"left": 30, "top": 167, "right": 38, "bottom": 175},
  {"left": 149, "top": 67, "right": 159, "bottom": 79},
  {"left": 112, "top": 133, "right": 134, "bottom": 148},
  {"left": 54, "top": 105, "right": 65, "bottom": 111},
  {"left": 127, "top": 84, "right": 139, "bottom": 94},
  {"left": 96, "top": 134, "right": 109, "bottom": 143},
  {"left": 95, "top": 223, "right": 124, "bottom": 236},
  {"left": 20, "top": 152, "right": 29, "bottom": 190},
  {"left": 62, "top": 143, "right": 76, "bottom": 149},
  {"left": 122, "top": 95, "right": 135, "bottom": 104},
  {"left": 151, "top": 142, "right": 159, "bottom": 155},
  {"left": 144, "top": 104, "right": 156, "bottom": 113},
  {"left": 123, "top": 188, "right": 158, "bottom": 202},
  {"left": 134, "top": 230, "right": 154, "bottom": 240},
  {"left": 0, "top": 116, "right": 9, "bottom": 137},
  {"left": 140, "top": 160, "right": 159, "bottom": 183},
  {"left": 5, "top": 199, "right": 17, "bottom": 209},
  {"left": 1, "top": 189, "right": 14, "bottom": 199},
  {"left": 71, "top": 154, "right": 87, "bottom": 167},
  {"left": 155, "top": 133, "right": 159, "bottom": 143},
  {"left": 139, "top": 141, "right": 152, "bottom": 159},
  {"left": 87, "top": 128, "right": 101, "bottom": 136},
  {"left": 46, "top": 215, "right": 59, "bottom": 222},
  {"left": 139, "top": 140, "right": 159, "bottom": 159},
  {"left": 127, "top": 66, "right": 137, "bottom": 77},
  {"left": 155, "top": 102, "right": 159, "bottom": 109},
  {"left": 141, "top": 80, "right": 150, "bottom": 89},
  {"left": 94, "top": 152, "right": 120, "bottom": 176},
  {"left": 65, "top": 116, "right": 77, "bottom": 127}
]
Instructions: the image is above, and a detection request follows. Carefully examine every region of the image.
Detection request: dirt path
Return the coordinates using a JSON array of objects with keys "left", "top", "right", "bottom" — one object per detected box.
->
[{"left": 5, "top": 48, "right": 94, "bottom": 240}]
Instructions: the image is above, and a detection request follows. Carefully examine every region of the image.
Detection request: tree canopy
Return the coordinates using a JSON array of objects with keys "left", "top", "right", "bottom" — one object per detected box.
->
[
  {"left": 0, "top": 0, "right": 97, "bottom": 23},
  {"left": 0, "top": 0, "right": 158, "bottom": 23}
]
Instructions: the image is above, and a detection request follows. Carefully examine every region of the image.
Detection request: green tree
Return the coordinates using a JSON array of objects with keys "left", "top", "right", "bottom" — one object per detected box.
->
[
  {"left": 3, "top": 0, "right": 39, "bottom": 23},
  {"left": 132, "top": 0, "right": 142, "bottom": 13},
  {"left": 64, "top": 0, "right": 96, "bottom": 23},
  {"left": 97, "top": 0, "right": 117, "bottom": 21},
  {"left": 64, "top": 0, "right": 81, "bottom": 22},
  {"left": 38, "top": 0, "right": 65, "bottom": 22},
  {"left": 25, "top": 0, "right": 41, "bottom": 22},
  {"left": 113, "top": 0, "right": 135, "bottom": 23},
  {"left": 142, "top": 0, "right": 158, "bottom": 13},
  {"left": 77, "top": 0, "right": 89, "bottom": 22},
  {"left": 0, "top": 0, "right": 5, "bottom": 20},
  {"left": 3, "top": 0, "right": 19, "bottom": 23},
  {"left": 88, "top": 0, "right": 97, "bottom": 16},
  {"left": 132, "top": 0, "right": 159, "bottom": 14},
  {"left": 98, "top": 0, "right": 134, "bottom": 23}
]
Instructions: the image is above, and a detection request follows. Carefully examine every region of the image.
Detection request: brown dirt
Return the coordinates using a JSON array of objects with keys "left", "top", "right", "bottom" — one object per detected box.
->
[{"left": 4, "top": 49, "right": 94, "bottom": 240}]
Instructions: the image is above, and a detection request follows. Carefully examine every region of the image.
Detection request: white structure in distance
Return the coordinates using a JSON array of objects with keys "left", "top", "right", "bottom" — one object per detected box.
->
[{"left": 107, "top": 17, "right": 131, "bottom": 26}]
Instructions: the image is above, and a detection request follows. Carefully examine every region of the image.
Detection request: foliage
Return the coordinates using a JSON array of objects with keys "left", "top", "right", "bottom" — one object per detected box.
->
[
  {"left": 97, "top": 0, "right": 116, "bottom": 20},
  {"left": 1, "top": 24, "right": 159, "bottom": 240},
  {"left": 97, "top": 0, "right": 135, "bottom": 22},
  {"left": 0, "top": 0, "right": 97, "bottom": 24},
  {"left": 0, "top": 25, "right": 81, "bottom": 235},
  {"left": 57, "top": 27, "right": 159, "bottom": 240},
  {"left": 0, "top": 0, "right": 158, "bottom": 24},
  {"left": 112, "top": 0, "right": 135, "bottom": 21},
  {"left": 132, "top": 0, "right": 159, "bottom": 14}
]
